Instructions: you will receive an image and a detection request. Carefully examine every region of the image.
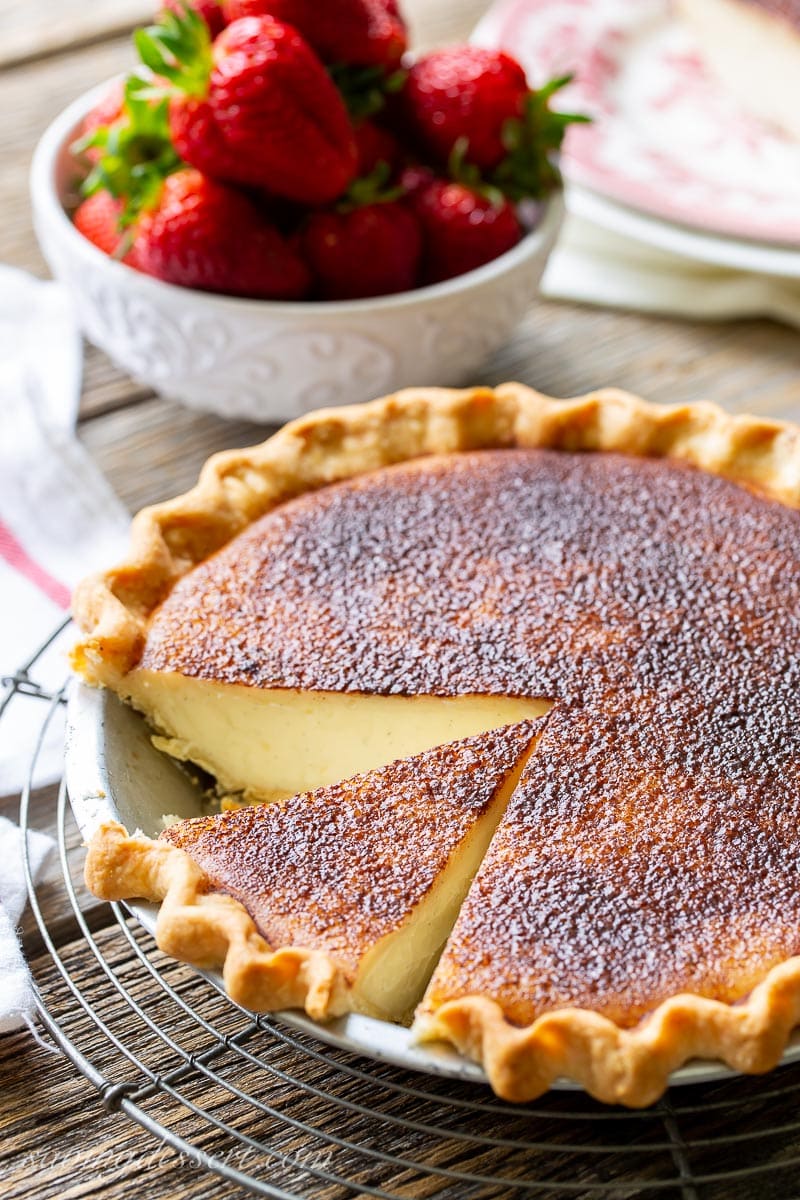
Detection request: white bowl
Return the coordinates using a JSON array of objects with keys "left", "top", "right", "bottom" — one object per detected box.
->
[{"left": 31, "top": 81, "right": 564, "bottom": 423}]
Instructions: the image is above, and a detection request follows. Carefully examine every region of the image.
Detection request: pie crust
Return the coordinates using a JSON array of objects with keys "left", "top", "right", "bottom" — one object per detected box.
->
[{"left": 75, "top": 384, "right": 800, "bottom": 1106}]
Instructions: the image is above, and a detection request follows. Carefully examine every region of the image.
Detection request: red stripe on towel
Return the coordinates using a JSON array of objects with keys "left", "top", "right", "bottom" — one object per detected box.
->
[{"left": 0, "top": 519, "right": 70, "bottom": 610}]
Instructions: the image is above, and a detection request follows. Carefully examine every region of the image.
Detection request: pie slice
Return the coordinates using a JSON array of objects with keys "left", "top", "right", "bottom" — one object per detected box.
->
[
  {"left": 85, "top": 720, "right": 543, "bottom": 1022},
  {"left": 74, "top": 384, "right": 800, "bottom": 1107}
]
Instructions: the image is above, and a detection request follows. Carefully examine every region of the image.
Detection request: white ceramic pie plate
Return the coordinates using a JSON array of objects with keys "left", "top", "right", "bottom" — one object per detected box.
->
[{"left": 65, "top": 681, "right": 800, "bottom": 1095}]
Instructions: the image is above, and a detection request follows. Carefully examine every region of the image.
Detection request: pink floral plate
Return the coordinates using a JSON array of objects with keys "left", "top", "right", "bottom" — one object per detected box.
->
[{"left": 473, "top": 0, "right": 800, "bottom": 247}]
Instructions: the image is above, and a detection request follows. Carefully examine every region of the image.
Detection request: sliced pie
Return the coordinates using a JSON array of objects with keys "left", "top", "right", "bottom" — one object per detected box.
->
[
  {"left": 85, "top": 720, "right": 542, "bottom": 1021},
  {"left": 75, "top": 384, "right": 800, "bottom": 1106}
]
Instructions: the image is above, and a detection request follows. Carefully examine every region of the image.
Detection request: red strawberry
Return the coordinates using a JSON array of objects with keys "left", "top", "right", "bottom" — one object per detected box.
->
[
  {"left": 402, "top": 47, "right": 528, "bottom": 172},
  {"left": 405, "top": 174, "right": 522, "bottom": 284},
  {"left": 73, "top": 192, "right": 141, "bottom": 266},
  {"left": 222, "top": 0, "right": 407, "bottom": 67},
  {"left": 354, "top": 119, "right": 402, "bottom": 176},
  {"left": 300, "top": 195, "right": 421, "bottom": 299},
  {"left": 136, "top": 10, "right": 358, "bottom": 205},
  {"left": 135, "top": 169, "right": 310, "bottom": 298},
  {"left": 162, "top": 0, "right": 227, "bottom": 37},
  {"left": 397, "top": 162, "right": 434, "bottom": 198}
]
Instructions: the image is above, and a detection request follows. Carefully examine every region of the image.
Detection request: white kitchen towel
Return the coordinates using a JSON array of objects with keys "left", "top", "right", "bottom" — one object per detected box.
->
[
  {"left": 541, "top": 209, "right": 800, "bottom": 328},
  {"left": 0, "top": 815, "right": 55, "bottom": 1033},
  {"left": 0, "top": 265, "right": 129, "bottom": 797}
]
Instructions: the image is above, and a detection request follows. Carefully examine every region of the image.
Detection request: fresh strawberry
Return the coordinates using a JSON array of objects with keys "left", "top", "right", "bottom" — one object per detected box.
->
[
  {"left": 300, "top": 171, "right": 421, "bottom": 299},
  {"left": 405, "top": 174, "right": 522, "bottom": 284},
  {"left": 397, "top": 162, "right": 434, "bottom": 198},
  {"left": 222, "top": 0, "right": 407, "bottom": 67},
  {"left": 135, "top": 168, "right": 310, "bottom": 298},
  {"left": 403, "top": 47, "right": 527, "bottom": 171},
  {"left": 402, "top": 48, "right": 587, "bottom": 198},
  {"left": 162, "top": 0, "right": 227, "bottom": 38},
  {"left": 73, "top": 192, "right": 141, "bottom": 265},
  {"left": 135, "top": 9, "right": 358, "bottom": 205},
  {"left": 354, "top": 119, "right": 402, "bottom": 177}
]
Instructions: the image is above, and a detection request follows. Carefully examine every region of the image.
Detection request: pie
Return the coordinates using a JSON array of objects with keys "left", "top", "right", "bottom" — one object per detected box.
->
[
  {"left": 75, "top": 384, "right": 800, "bottom": 1107},
  {"left": 677, "top": 0, "right": 800, "bottom": 141}
]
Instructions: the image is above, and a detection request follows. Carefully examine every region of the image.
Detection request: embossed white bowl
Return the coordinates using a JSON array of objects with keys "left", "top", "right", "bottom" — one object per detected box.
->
[{"left": 31, "top": 81, "right": 564, "bottom": 423}]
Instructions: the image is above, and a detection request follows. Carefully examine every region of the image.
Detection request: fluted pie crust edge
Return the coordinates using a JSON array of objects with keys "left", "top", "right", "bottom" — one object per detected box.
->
[
  {"left": 414, "top": 975, "right": 800, "bottom": 1106},
  {"left": 85, "top": 817, "right": 800, "bottom": 1106},
  {"left": 74, "top": 384, "right": 800, "bottom": 1106},
  {"left": 85, "top": 821, "right": 355, "bottom": 1020},
  {"left": 71, "top": 383, "right": 800, "bottom": 687}
]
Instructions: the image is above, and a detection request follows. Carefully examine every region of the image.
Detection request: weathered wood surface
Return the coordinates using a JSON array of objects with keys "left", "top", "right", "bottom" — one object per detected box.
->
[
  {"left": 0, "top": 0, "right": 149, "bottom": 69},
  {"left": 3, "top": 0, "right": 800, "bottom": 1195},
  {"left": 5, "top": 914, "right": 800, "bottom": 1200}
]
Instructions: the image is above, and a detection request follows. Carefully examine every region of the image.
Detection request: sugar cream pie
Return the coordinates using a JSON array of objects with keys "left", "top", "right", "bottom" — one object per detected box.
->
[{"left": 76, "top": 384, "right": 800, "bottom": 1107}]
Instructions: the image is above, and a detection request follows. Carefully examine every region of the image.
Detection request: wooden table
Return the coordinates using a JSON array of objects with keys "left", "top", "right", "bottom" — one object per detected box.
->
[{"left": 3, "top": 3, "right": 800, "bottom": 1197}]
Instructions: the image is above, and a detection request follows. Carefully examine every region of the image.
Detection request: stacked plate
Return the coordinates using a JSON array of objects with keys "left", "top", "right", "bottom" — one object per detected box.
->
[{"left": 473, "top": 0, "right": 800, "bottom": 283}]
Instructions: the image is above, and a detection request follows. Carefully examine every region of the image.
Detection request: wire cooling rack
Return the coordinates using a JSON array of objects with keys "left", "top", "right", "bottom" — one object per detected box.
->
[{"left": 9, "top": 624, "right": 800, "bottom": 1200}]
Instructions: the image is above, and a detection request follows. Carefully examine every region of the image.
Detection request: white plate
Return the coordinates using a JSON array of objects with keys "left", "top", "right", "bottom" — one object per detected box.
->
[
  {"left": 473, "top": 0, "right": 800, "bottom": 248},
  {"left": 567, "top": 183, "right": 800, "bottom": 279},
  {"left": 65, "top": 682, "right": 800, "bottom": 1095}
]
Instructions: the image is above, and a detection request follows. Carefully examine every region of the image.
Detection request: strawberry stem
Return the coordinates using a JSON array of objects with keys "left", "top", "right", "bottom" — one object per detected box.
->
[
  {"left": 134, "top": 4, "right": 213, "bottom": 98},
  {"left": 73, "top": 75, "right": 183, "bottom": 227},
  {"left": 330, "top": 63, "right": 407, "bottom": 121},
  {"left": 491, "top": 73, "right": 590, "bottom": 202}
]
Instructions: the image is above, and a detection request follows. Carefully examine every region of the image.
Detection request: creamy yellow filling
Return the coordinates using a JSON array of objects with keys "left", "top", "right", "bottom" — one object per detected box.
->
[
  {"left": 125, "top": 668, "right": 551, "bottom": 802},
  {"left": 354, "top": 738, "right": 538, "bottom": 1023}
]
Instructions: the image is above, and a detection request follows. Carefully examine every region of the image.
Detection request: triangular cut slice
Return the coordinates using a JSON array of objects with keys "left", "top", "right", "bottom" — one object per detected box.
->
[
  {"left": 125, "top": 669, "right": 551, "bottom": 802},
  {"left": 160, "top": 718, "right": 545, "bottom": 1022}
]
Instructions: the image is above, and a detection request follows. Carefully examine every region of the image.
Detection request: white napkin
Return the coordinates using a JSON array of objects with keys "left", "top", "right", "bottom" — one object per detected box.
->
[
  {"left": 541, "top": 208, "right": 800, "bottom": 327},
  {"left": 0, "top": 265, "right": 129, "bottom": 797},
  {"left": 0, "top": 815, "right": 55, "bottom": 1033},
  {"left": 0, "top": 265, "right": 129, "bottom": 1034}
]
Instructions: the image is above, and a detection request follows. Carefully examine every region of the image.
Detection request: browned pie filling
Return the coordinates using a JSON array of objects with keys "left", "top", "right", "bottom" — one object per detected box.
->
[
  {"left": 142, "top": 449, "right": 800, "bottom": 1023},
  {"left": 162, "top": 721, "right": 542, "bottom": 1021},
  {"left": 161, "top": 722, "right": 537, "bottom": 980}
]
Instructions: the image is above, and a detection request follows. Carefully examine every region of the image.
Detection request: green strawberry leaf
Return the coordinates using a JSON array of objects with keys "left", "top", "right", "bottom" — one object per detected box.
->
[
  {"left": 446, "top": 138, "right": 506, "bottom": 208},
  {"left": 133, "top": 5, "right": 213, "bottom": 98},
  {"left": 330, "top": 63, "right": 407, "bottom": 121},
  {"left": 338, "top": 161, "right": 405, "bottom": 211},
  {"left": 491, "top": 73, "right": 590, "bottom": 202},
  {"left": 72, "top": 74, "right": 184, "bottom": 227}
]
